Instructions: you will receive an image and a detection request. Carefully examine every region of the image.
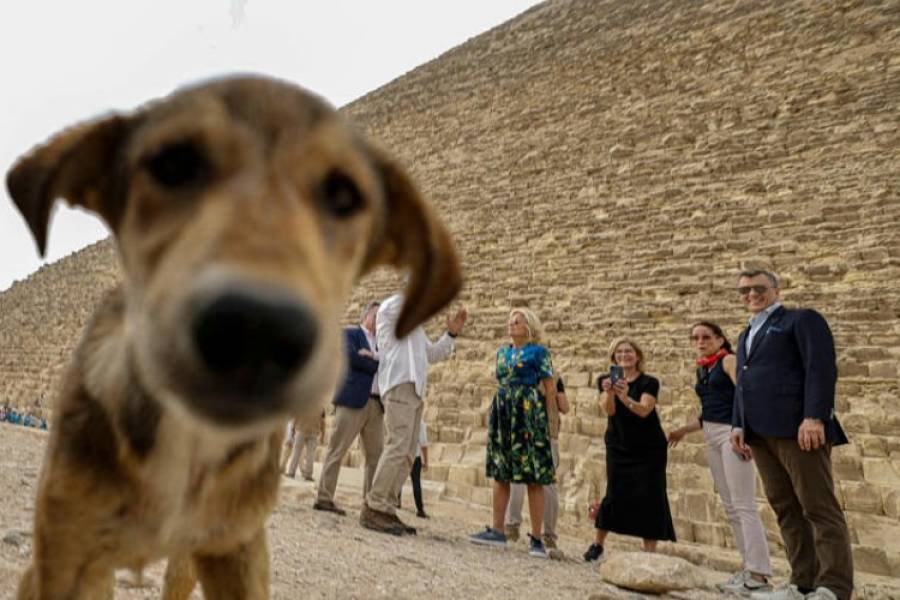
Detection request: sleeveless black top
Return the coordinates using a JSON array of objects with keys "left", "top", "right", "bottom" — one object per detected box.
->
[{"left": 695, "top": 359, "right": 735, "bottom": 425}]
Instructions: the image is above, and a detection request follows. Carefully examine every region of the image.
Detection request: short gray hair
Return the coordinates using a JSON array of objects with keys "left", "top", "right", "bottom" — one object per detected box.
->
[
  {"left": 738, "top": 269, "right": 779, "bottom": 288},
  {"left": 359, "top": 301, "right": 380, "bottom": 323}
]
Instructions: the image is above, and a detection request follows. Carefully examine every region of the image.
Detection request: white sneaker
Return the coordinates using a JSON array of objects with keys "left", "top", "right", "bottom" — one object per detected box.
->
[
  {"left": 719, "top": 570, "right": 772, "bottom": 595},
  {"left": 804, "top": 588, "right": 838, "bottom": 600},
  {"left": 750, "top": 585, "right": 805, "bottom": 600}
]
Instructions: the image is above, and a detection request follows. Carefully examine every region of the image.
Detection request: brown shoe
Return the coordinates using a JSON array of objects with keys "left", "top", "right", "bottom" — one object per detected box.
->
[
  {"left": 543, "top": 534, "right": 558, "bottom": 550},
  {"left": 388, "top": 512, "right": 417, "bottom": 535},
  {"left": 359, "top": 505, "right": 405, "bottom": 536},
  {"left": 312, "top": 500, "right": 347, "bottom": 516}
]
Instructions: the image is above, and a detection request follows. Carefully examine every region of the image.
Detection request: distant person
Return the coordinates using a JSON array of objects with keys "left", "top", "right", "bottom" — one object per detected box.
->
[
  {"left": 360, "top": 292, "right": 467, "bottom": 536},
  {"left": 730, "top": 270, "right": 852, "bottom": 600},
  {"left": 668, "top": 322, "right": 772, "bottom": 595},
  {"left": 314, "top": 301, "right": 384, "bottom": 516},
  {"left": 584, "top": 338, "right": 675, "bottom": 562},
  {"left": 282, "top": 410, "right": 325, "bottom": 481},
  {"left": 505, "top": 372, "right": 569, "bottom": 550},
  {"left": 470, "top": 308, "right": 556, "bottom": 559}
]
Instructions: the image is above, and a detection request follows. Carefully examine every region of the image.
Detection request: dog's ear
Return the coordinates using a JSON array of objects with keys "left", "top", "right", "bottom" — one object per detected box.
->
[
  {"left": 363, "top": 150, "right": 462, "bottom": 338},
  {"left": 6, "top": 115, "right": 131, "bottom": 257}
]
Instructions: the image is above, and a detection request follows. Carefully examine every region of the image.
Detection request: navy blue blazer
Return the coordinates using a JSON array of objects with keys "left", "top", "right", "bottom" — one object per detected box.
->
[
  {"left": 333, "top": 326, "right": 378, "bottom": 409},
  {"left": 733, "top": 306, "right": 848, "bottom": 445}
]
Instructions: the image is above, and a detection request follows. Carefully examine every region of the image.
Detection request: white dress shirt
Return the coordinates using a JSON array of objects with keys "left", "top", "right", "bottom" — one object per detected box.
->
[
  {"left": 745, "top": 302, "right": 783, "bottom": 354},
  {"left": 415, "top": 418, "right": 429, "bottom": 458},
  {"left": 375, "top": 294, "right": 455, "bottom": 398}
]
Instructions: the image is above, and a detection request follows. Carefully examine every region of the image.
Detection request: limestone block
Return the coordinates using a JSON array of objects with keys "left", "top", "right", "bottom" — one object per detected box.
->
[
  {"left": 447, "top": 464, "right": 478, "bottom": 487},
  {"left": 863, "top": 458, "right": 900, "bottom": 486},
  {"left": 869, "top": 361, "right": 898, "bottom": 379},
  {"left": 439, "top": 427, "right": 465, "bottom": 443},
  {"left": 576, "top": 386, "right": 599, "bottom": 405},
  {"left": 565, "top": 372, "right": 590, "bottom": 387},
  {"left": 470, "top": 485, "right": 492, "bottom": 507},
  {"left": 841, "top": 413, "right": 870, "bottom": 434},
  {"left": 468, "top": 429, "right": 488, "bottom": 445},
  {"left": 832, "top": 452, "right": 864, "bottom": 481},
  {"left": 840, "top": 481, "right": 884, "bottom": 515},
  {"left": 579, "top": 417, "right": 604, "bottom": 437},
  {"left": 852, "top": 545, "right": 892, "bottom": 576},
  {"left": 599, "top": 552, "right": 705, "bottom": 593},
  {"left": 444, "top": 481, "right": 472, "bottom": 502},
  {"left": 859, "top": 435, "right": 888, "bottom": 458},
  {"left": 884, "top": 488, "right": 900, "bottom": 520},
  {"left": 683, "top": 491, "right": 712, "bottom": 522},
  {"left": 425, "top": 465, "right": 449, "bottom": 482},
  {"left": 441, "top": 444, "right": 463, "bottom": 463}
]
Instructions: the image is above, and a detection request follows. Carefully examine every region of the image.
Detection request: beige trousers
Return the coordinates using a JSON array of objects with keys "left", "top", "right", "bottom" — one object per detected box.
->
[
  {"left": 703, "top": 422, "right": 772, "bottom": 576},
  {"left": 366, "top": 383, "right": 422, "bottom": 514},
  {"left": 316, "top": 399, "right": 384, "bottom": 504},
  {"left": 505, "top": 439, "right": 560, "bottom": 537}
]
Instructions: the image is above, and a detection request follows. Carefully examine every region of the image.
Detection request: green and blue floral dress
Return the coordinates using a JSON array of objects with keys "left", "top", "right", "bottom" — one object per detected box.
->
[{"left": 486, "top": 343, "right": 555, "bottom": 485}]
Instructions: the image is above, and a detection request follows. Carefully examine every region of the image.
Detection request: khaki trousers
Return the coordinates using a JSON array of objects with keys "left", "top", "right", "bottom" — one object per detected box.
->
[
  {"left": 703, "top": 422, "right": 772, "bottom": 576},
  {"left": 505, "top": 440, "right": 560, "bottom": 536},
  {"left": 316, "top": 399, "right": 384, "bottom": 504},
  {"left": 748, "top": 436, "right": 854, "bottom": 600},
  {"left": 367, "top": 383, "right": 422, "bottom": 514}
]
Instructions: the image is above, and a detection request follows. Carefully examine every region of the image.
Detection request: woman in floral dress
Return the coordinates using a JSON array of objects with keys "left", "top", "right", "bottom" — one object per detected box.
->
[{"left": 469, "top": 308, "right": 556, "bottom": 558}]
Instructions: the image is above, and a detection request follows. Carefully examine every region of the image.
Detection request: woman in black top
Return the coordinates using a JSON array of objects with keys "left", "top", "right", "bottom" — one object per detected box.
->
[
  {"left": 583, "top": 338, "right": 676, "bottom": 562},
  {"left": 667, "top": 322, "right": 772, "bottom": 595}
]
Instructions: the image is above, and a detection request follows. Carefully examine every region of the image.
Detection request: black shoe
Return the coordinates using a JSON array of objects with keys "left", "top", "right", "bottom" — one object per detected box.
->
[
  {"left": 416, "top": 510, "right": 430, "bottom": 519},
  {"left": 583, "top": 543, "right": 604, "bottom": 562}
]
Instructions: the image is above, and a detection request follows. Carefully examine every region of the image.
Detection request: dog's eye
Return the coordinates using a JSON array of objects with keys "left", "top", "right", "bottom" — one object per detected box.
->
[
  {"left": 145, "top": 142, "right": 209, "bottom": 188},
  {"left": 317, "top": 171, "right": 364, "bottom": 218}
]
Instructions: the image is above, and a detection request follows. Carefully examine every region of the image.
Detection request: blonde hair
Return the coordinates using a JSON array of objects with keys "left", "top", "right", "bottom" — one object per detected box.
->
[
  {"left": 509, "top": 307, "right": 544, "bottom": 343},
  {"left": 608, "top": 337, "right": 646, "bottom": 372}
]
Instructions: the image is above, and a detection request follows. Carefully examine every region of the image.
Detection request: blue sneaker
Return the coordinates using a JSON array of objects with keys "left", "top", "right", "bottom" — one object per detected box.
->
[
  {"left": 528, "top": 534, "right": 549, "bottom": 558},
  {"left": 469, "top": 527, "right": 507, "bottom": 547}
]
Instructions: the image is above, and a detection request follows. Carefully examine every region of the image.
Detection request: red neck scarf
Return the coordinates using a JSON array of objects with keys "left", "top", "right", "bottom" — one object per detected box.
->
[{"left": 697, "top": 347, "right": 729, "bottom": 367}]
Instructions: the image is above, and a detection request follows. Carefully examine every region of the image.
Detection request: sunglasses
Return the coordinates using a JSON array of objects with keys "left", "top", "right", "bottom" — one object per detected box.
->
[
  {"left": 690, "top": 334, "right": 714, "bottom": 341},
  {"left": 737, "top": 285, "right": 771, "bottom": 296}
]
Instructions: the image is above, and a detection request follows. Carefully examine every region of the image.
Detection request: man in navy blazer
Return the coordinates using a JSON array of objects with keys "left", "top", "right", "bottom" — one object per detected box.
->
[
  {"left": 730, "top": 270, "right": 852, "bottom": 600},
  {"left": 314, "top": 301, "right": 383, "bottom": 515}
]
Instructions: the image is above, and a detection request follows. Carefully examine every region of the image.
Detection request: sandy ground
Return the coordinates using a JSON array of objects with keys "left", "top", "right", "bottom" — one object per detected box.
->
[{"left": 1, "top": 424, "right": 897, "bottom": 599}]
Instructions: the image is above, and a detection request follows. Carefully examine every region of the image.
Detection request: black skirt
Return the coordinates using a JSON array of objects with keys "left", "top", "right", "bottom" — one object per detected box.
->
[{"left": 595, "top": 443, "right": 677, "bottom": 541}]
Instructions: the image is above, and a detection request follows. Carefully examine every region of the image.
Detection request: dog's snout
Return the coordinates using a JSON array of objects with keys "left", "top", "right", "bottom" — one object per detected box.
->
[{"left": 191, "top": 291, "right": 318, "bottom": 396}]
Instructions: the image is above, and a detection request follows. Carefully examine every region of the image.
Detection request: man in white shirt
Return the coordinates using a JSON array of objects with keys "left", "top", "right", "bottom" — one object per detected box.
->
[{"left": 360, "top": 293, "right": 466, "bottom": 535}]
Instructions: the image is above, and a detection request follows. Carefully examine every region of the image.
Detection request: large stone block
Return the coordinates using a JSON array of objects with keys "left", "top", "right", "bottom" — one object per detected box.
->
[
  {"left": 840, "top": 481, "right": 884, "bottom": 515},
  {"left": 863, "top": 458, "right": 900, "bottom": 486},
  {"left": 447, "top": 464, "right": 478, "bottom": 486}
]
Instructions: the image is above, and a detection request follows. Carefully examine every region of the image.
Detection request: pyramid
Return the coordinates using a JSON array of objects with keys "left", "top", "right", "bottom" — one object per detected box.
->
[{"left": 1, "top": 0, "right": 898, "bottom": 575}]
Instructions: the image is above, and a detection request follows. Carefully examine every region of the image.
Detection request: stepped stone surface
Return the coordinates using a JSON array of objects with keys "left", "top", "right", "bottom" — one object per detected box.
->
[{"left": 1, "top": 0, "right": 899, "bottom": 580}]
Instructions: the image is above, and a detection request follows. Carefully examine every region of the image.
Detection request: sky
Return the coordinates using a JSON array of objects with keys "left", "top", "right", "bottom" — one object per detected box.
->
[{"left": 0, "top": 0, "right": 542, "bottom": 292}]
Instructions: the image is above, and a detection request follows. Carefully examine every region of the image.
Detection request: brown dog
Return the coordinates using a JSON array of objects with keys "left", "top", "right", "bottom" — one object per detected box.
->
[{"left": 6, "top": 75, "right": 461, "bottom": 599}]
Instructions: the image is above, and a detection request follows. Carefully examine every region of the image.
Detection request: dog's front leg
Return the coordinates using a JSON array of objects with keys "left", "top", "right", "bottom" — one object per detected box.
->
[
  {"left": 193, "top": 529, "right": 269, "bottom": 600},
  {"left": 16, "top": 554, "right": 114, "bottom": 600}
]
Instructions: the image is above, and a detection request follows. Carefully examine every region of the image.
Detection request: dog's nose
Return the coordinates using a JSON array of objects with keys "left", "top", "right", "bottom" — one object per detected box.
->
[{"left": 191, "top": 291, "right": 318, "bottom": 395}]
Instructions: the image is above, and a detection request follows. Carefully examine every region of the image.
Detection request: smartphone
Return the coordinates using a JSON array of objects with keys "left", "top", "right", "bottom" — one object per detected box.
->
[{"left": 610, "top": 365, "right": 624, "bottom": 386}]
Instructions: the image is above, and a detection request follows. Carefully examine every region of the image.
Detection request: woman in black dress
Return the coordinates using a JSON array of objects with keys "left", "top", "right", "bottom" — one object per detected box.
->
[{"left": 584, "top": 337, "right": 676, "bottom": 562}]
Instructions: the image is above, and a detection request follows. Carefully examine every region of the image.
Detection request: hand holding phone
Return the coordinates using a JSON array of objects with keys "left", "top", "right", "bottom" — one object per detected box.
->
[{"left": 609, "top": 365, "right": 624, "bottom": 386}]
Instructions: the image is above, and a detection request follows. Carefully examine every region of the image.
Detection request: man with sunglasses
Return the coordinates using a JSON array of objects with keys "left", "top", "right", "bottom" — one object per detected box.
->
[{"left": 730, "top": 270, "right": 852, "bottom": 600}]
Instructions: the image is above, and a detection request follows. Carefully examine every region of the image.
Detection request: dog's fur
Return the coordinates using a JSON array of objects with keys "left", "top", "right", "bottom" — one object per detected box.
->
[{"left": 6, "top": 75, "right": 461, "bottom": 599}]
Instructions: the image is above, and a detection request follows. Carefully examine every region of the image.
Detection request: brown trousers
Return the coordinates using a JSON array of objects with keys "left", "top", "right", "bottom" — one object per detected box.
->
[
  {"left": 748, "top": 436, "right": 854, "bottom": 600},
  {"left": 316, "top": 399, "right": 384, "bottom": 505}
]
